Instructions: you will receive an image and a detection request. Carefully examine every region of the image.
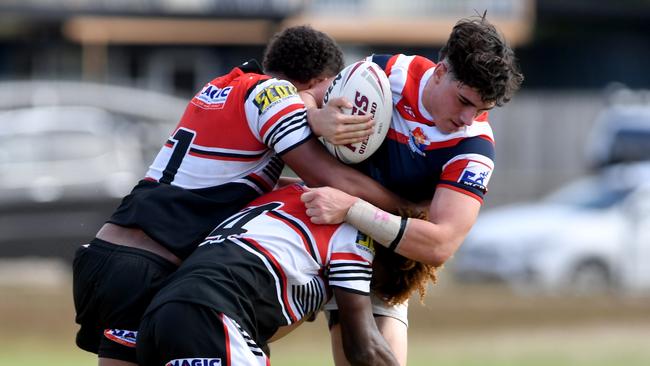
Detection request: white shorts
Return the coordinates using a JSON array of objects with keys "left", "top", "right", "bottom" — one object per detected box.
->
[{"left": 323, "top": 292, "right": 409, "bottom": 327}]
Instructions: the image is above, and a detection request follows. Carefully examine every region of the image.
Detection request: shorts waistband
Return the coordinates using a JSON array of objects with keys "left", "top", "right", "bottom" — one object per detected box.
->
[{"left": 87, "top": 237, "right": 179, "bottom": 270}]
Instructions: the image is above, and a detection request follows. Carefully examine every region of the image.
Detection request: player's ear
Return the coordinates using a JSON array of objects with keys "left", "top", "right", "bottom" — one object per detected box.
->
[{"left": 433, "top": 62, "right": 448, "bottom": 83}]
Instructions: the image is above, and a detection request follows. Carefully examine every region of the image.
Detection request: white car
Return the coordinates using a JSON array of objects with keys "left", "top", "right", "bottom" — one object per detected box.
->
[
  {"left": 451, "top": 162, "right": 650, "bottom": 294},
  {"left": 0, "top": 81, "right": 187, "bottom": 261}
]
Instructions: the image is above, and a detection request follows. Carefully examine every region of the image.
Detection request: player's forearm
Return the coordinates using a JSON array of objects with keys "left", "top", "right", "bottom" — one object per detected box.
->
[
  {"left": 345, "top": 200, "right": 460, "bottom": 266},
  {"left": 277, "top": 176, "right": 302, "bottom": 187},
  {"left": 394, "top": 216, "right": 461, "bottom": 266},
  {"left": 335, "top": 288, "right": 400, "bottom": 366},
  {"left": 343, "top": 337, "right": 399, "bottom": 366},
  {"left": 331, "top": 173, "right": 408, "bottom": 214}
]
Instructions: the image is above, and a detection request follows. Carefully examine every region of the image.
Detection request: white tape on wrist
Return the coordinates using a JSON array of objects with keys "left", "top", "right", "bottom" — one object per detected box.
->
[{"left": 345, "top": 199, "right": 408, "bottom": 251}]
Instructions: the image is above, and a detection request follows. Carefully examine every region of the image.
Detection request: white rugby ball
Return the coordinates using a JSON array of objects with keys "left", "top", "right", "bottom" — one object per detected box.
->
[{"left": 320, "top": 61, "right": 393, "bottom": 164}]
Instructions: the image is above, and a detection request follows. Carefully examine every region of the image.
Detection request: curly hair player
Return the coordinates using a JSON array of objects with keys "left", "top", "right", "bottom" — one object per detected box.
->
[
  {"left": 136, "top": 183, "right": 437, "bottom": 366},
  {"left": 302, "top": 15, "right": 524, "bottom": 365}
]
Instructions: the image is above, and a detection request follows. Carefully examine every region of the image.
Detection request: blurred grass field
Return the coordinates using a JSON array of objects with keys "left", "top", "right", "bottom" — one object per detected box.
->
[{"left": 2, "top": 259, "right": 650, "bottom": 366}]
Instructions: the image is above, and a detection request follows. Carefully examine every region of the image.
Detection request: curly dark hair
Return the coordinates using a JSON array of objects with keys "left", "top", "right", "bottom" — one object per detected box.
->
[
  {"left": 371, "top": 245, "right": 439, "bottom": 306},
  {"left": 438, "top": 15, "right": 524, "bottom": 106},
  {"left": 263, "top": 25, "right": 344, "bottom": 84},
  {"left": 371, "top": 209, "right": 439, "bottom": 306}
]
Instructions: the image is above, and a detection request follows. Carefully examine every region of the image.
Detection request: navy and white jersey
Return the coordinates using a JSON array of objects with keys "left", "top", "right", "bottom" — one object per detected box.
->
[
  {"left": 145, "top": 184, "right": 375, "bottom": 347},
  {"left": 109, "top": 62, "right": 313, "bottom": 259},
  {"left": 357, "top": 54, "right": 496, "bottom": 203}
]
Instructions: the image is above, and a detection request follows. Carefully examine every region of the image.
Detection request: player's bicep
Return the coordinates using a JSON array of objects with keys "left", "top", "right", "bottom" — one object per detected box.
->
[{"left": 429, "top": 186, "right": 481, "bottom": 240}]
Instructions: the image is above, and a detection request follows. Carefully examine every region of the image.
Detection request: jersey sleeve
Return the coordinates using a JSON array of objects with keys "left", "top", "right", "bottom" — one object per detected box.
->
[
  {"left": 438, "top": 136, "right": 496, "bottom": 203},
  {"left": 327, "top": 225, "right": 375, "bottom": 296},
  {"left": 244, "top": 78, "right": 312, "bottom": 155}
]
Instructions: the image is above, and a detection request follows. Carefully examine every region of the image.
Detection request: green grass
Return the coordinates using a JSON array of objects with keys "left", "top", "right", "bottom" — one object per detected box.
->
[{"left": 2, "top": 273, "right": 650, "bottom": 366}]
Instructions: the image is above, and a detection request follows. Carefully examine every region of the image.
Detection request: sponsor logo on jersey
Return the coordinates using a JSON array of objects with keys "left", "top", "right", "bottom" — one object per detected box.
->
[
  {"left": 355, "top": 232, "right": 375, "bottom": 255},
  {"left": 407, "top": 127, "right": 429, "bottom": 156},
  {"left": 402, "top": 105, "right": 416, "bottom": 118},
  {"left": 192, "top": 83, "right": 233, "bottom": 110},
  {"left": 103, "top": 329, "right": 137, "bottom": 348},
  {"left": 458, "top": 161, "right": 492, "bottom": 193},
  {"left": 165, "top": 359, "right": 222, "bottom": 366},
  {"left": 253, "top": 84, "right": 298, "bottom": 113}
]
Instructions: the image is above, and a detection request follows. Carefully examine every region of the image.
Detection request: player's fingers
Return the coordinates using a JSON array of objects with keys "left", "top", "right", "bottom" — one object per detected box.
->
[
  {"left": 305, "top": 207, "right": 320, "bottom": 217},
  {"left": 300, "top": 190, "right": 315, "bottom": 203},
  {"left": 327, "top": 96, "right": 352, "bottom": 109},
  {"left": 331, "top": 128, "right": 373, "bottom": 144},
  {"left": 340, "top": 119, "right": 374, "bottom": 133},
  {"left": 310, "top": 215, "right": 327, "bottom": 225},
  {"left": 332, "top": 136, "right": 367, "bottom": 145},
  {"left": 340, "top": 114, "right": 373, "bottom": 125}
]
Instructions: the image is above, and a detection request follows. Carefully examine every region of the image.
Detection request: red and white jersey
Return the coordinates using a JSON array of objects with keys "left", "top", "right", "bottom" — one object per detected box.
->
[
  {"left": 356, "top": 54, "right": 496, "bottom": 203},
  {"left": 200, "top": 184, "right": 374, "bottom": 324},
  {"left": 148, "top": 184, "right": 375, "bottom": 346},
  {"left": 145, "top": 66, "right": 311, "bottom": 195},
  {"left": 108, "top": 64, "right": 314, "bottom": 259}
]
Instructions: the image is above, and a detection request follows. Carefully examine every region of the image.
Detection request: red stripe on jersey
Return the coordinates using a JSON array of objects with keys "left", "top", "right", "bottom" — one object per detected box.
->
[
  {"left": 384, "top": 55, "right": 398, "bottom": 76},
  {"left": 187, "top": 150, "right": 260, "bottom": 162},
  {"left": 331, "top": 252, "right": 371, "bottom": 265},
  {"left": 268, "top": 213, "right": 316, "bottom": 261},
  {"left": 247, "top": 173, "right": 273, "bottom": 192},
  {"left": 221, "top": 313, "right": 232, "bottom": 366},
  {"left": 477, "top": 134, "right": 495, "bottom": 144},
  {"left": 248, "top": 184, "right": 335, "bottom": 264},
  {"left": 475, "top": 111, "right": 489, "bottom": 122},
  {"left": 386, "top": 129, "right": 465, "bottom": 149},
  {"left": 304, "top": 222, "right": 335, "bottom": 265},
  {"left": 438, "top": 183, "right": 484, "bottom": 203},
  {"left": 245, "top": 237, "right": 298, "bottom": 322},
  {"left": 259, "top": 103, "right": 304, "bottom": 139},
  {"left": 394, "top": 56, "right": 436, "bottom": 124},
  {"left": 441, "top": 158, "right": 491, "bottom": 182}
]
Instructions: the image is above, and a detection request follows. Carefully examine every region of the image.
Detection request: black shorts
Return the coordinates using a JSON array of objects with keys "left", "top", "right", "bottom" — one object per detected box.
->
[
  {"left": 72, "top": 238, "right": 177, "bottom": 362},
  {"left": 137, "top": 302, "right": 268, "bottom": 366}
]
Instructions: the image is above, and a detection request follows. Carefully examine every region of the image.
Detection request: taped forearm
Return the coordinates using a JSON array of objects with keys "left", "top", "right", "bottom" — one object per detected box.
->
[{"left": 345, "top": 199, "right": 409, "bottom": 251}]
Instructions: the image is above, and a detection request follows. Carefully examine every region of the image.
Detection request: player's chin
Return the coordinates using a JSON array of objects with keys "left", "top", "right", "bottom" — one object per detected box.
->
[{"left": 438, "top": 123, "right": 459, "bottom": 134}]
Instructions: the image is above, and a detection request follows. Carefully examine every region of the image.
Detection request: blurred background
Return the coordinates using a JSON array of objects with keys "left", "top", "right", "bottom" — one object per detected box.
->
[{"left": 1, "top": 0, "right": 649, "bottom": 365}]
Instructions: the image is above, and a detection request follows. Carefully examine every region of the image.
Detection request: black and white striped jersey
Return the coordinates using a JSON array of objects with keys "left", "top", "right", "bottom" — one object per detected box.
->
[{"left": 146, "top": 184, "right": 375, "bottom": 346}]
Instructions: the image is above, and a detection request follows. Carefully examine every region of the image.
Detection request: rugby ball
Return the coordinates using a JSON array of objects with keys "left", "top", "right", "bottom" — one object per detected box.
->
[{"left": 320, "top": 61, "right": 393, "bottom": 164}]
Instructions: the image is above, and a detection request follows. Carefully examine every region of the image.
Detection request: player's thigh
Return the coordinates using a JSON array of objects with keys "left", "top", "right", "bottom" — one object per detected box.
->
[
  {"left": 375, "top": 315, "right": 408, "bottom": 365},
  {"left": 137, "top": 303, "right": 267, "bottom": 366}
]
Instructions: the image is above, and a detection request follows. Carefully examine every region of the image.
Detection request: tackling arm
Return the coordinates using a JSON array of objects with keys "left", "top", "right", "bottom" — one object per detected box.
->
[
  {"left": 302, "top": 186, "right": 480, "bottom": 266},
  {"left": 281, "top": 137, "right": 410, "bottom": 214}
]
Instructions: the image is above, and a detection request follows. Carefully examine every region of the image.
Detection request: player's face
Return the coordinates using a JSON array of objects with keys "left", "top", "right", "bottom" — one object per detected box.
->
[{"left": 424, "top": 63, "right": 495, "bottom": 134}]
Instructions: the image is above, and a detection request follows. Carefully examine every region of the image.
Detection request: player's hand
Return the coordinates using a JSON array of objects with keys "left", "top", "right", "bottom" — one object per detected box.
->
[
  {"left": 301, "top": 186, "right": 359, "bottom": 224},
  {"left": 306, "top": 96, "right": 374, "bottom": 146}
]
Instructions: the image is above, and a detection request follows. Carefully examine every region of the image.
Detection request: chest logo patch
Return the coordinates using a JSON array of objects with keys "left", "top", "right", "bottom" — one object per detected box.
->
[
  {"left": 407, "top": 127, "right": 429, "bottom": 156},
  {"left": 192, "top": 83, "right": 233, "bottom": 110},
  {"left": 355, "top": 232, "right": 376, "bottom": 255}
]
